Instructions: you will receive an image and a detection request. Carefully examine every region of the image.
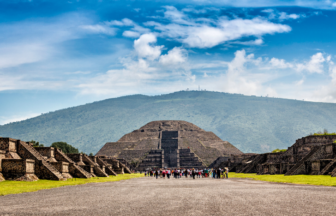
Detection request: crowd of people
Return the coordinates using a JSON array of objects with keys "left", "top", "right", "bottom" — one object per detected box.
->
[{"left": 143, "top": 167, "right": 229, "bottom": 179}]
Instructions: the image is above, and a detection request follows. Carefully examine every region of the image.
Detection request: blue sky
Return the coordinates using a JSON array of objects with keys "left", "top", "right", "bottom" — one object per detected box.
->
[{"left": 1, "top": 0, "right": 336, "bottom": 125}]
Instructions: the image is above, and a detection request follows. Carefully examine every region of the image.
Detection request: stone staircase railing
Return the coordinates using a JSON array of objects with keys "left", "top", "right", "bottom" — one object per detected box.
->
[
  {"left": 19, "top": 141, "right": 64, "bottom": 180},
  {"left": 54, "top": 149, "right": 92, "bottom": 178},
  {"left": 238, "top": 154, "right": 265, "bottom": 173},
  {"left": 285, "top": 147, "right": 320, "bottom": 176},
  {"left": 97, "top": 157, "right": 117, "bottom": 176},
  {"left": 319, "top": 157, "right": 336, "bottom": 175},
  {"left": 119, "top": 162, "right": 131, "bottom": 174},
  {"left": 82, "top": 155, "right": 108, "bottom": 177}
]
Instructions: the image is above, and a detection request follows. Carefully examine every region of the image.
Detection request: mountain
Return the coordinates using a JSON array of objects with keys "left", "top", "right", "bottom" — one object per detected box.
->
[{"left": 1, "top": 91, "right": 336, "bottom": 154}]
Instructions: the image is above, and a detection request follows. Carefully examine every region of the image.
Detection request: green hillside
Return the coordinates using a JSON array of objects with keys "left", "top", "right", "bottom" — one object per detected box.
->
[{"left": 1, "top": 91, "right": 336, "bottom": 154}]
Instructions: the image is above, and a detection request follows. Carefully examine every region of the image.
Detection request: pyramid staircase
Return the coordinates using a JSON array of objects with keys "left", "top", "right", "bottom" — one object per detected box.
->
[
  {"left": 54, "top": 149, "right": 92, "bottom": 178},
  {"left": 285, "top": 146, "right": 320, "bottom": 176},
  {"left": 97, "top": 157, "right": 117, "bottom": 176},
  {"left": 18, "top": 141, "right": 64, "bottom": 180},
  {"left": 119, "top": 161, "right": 131, "bottom": 174},
  {"left": 238, "top": 154, "right": 265, "bottom": 173},
  {"left": 82, "top": 155, "right": 108, "bottom": 177}
]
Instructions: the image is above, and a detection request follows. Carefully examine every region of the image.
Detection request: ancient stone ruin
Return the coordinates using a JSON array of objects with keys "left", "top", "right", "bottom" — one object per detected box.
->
[
  {"left": 3, "top": 119, "right": 335, "bottom": 180},
  {"left": 96, "top": 120, "right": 242, "bottom": 170},
  {"left": 219, "top": 135, "right": 336, "bottom": 177},
  {"left": 0, "top": 137, "right": 131, "bottom": 181}
]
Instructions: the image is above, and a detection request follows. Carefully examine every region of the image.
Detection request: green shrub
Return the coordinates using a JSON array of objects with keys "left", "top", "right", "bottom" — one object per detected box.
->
[
  {"left": 313, "top": 132, "right": 336, "bottom": 136},
  {"left": 51, "top": 142, "right": 79, "bottom": 154},
  {"left": 30, "top": 140, "right": 44, "bottom": 147},
  {"left": 272, "top": 149, "right": 287, "bottom": 153}
]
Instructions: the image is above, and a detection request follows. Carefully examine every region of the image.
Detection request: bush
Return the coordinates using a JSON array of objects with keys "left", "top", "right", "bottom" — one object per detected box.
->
[
  {"left": 272, "top": 149, "right": 287, "bottom": 153},
  {"left": 313, "top": 132, "right": 336, "bottom": 136},
  {"left": 30, "top": 140, "right": 44, "bottom": 147},
  {"left": 51, "top": 142, "right": 79, "bottom": 154}
]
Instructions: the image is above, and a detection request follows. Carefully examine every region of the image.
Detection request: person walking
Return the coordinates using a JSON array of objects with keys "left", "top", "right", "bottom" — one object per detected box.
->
[
  {"left": 167, "top": 169, "right": 171, "bottom": 179},
  {"left": 192, "top": 168, "right": 196, "bottom": 179},
  {"left": 217, "top": 168, "right": 221, "bottom": 179},
  {"left": 155, "top": 170, "right": 159, "bottom": 179},
  {"left": 225, "top": 167, "right": 229, "bottom": 179}
]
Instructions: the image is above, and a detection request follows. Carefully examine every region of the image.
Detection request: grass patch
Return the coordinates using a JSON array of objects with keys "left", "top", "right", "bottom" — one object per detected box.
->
[
  {"left": 0, "top": 173, "right": 143, "bottom": 196},
  {"left": 230, "top": 172, "right": 336, "bottom": 187}
]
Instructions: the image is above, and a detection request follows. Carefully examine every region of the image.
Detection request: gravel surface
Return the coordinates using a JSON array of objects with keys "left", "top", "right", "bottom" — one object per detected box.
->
[{"left": 0, "top": 177, "right": 335, "bottom": 216}]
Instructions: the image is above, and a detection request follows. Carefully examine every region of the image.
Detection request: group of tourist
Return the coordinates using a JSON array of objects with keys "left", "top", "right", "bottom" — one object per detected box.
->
[{"left": 144, "top": 168, "right": 229, "bottom": 179}]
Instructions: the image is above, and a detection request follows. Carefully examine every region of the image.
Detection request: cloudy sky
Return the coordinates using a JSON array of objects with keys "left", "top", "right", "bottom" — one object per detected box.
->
[{"left": 1, "top": 0, "right": 336, "bottom": 125}]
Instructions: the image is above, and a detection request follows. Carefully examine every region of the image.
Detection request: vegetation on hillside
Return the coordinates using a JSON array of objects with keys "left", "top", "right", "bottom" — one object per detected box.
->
[
  {"left": 51, "top": 142, "right": 79, "bottom": 154},
  {"left": 1, "top": 91, "right": 336, "bottom": 154},
  {"left": 271, "top": 149, "right": 287, "bottom": 153},
  {"left": 312, "top": 129, "right": 336, "bottom": 136}
]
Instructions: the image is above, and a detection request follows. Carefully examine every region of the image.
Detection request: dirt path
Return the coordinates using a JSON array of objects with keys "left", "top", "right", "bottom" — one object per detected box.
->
[{"left": 0, "top": 177, "right": 335, "bottom": 215}]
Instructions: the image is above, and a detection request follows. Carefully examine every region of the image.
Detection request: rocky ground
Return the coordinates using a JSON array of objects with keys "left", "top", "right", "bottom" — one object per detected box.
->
[{"left": 0, "top": 177, "right": 335, "bottom": 215}]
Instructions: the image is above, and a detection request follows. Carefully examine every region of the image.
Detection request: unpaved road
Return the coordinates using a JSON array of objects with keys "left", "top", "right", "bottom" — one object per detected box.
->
[{"left": 0, "top": 177, "right": 336, "bottom": 215}]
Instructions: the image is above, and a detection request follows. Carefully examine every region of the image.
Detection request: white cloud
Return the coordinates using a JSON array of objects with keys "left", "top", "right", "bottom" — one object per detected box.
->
[
  {"left": 296, "top": 79, "right": 304, "bottom": 86},
  {"left": 123, "top": 31, "right": 141, "bottom": 38},
  {"left": 159, "top": 47, "right": 187, "bottom": 65},
  {"left": 80, "top": 24, "right": 116, "bottom": 35},
  {"left": 0, "top": 13, "right": 86, "bottom": 69},
  {"left": 107, "top": 18, "right": 150, "bottom": 37},
  {"left": 134, "top": 33, "right": 163, "bottom": 60},
  {"left": 278, "top": 12, "right": 302, "bottom": 20},
  {"left": 107, "top": 18, "right": 135, "bottom": 26},
  {"left": 233, "top": 38, "right": 264, "bottom": 46},
  {"left": 218, "top": 49, "right": 277, "bottom": 96},
  {"left": 296, "top": 52, "right": 325, "bottom": 73},
  {"left": 261, "top": 9, "right": 274, "bottom": 13},
  {"left": 0, "top": 43, "right": 51, "bottom": 69},
  {"left": 262, "top": 9, "right": 305, "bottom": 21},
  {"left": 269, "top": 57, "right": 293, "bottom": 69},
  {"left": 145, "top": 7, "right": 291, "bottom": 48}
]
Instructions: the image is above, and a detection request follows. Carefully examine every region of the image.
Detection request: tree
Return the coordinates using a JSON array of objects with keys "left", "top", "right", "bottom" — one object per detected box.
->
[
  {"left": 89, "top": 153, "right": 93, "bottom": 156},
  {"left": 30, "top": 140, "right": 44, "bottom": 147},
  {"left": 51, "top": 142, "right": 79, "bottom": 154}
]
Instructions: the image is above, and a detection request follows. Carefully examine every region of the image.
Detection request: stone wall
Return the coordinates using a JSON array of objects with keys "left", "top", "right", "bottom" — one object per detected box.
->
[
  {"left": 0, "top": 138, "right": 17, "bottom": 152},
  {"left": 50, "top": 161, "right": 72, "bottom": 179},
  {"left": 2, "top": 159, "right": 35, "bottom": 179},
  {"left": 67, "top": 154, "right": 85, "bottom": 166},
  {"left": 0, "top": 150, "right": 5, "bottom": 172},
  {"left": 35, "top": 147, "right": 57, "bottom": 162}
]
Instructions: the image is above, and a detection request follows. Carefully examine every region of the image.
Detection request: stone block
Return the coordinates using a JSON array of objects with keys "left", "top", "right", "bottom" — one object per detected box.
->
[
  {"left": 50, "top": 161, "right": 72, "bottom": 179},
  {"left": 0, "top": 138, "right": 17, "bottom": 152},
  {"left": 35, "top": 147, "right": 57, "bottom": 163},
  {"left": 2, "top": 159, "right": 38, "bottom": 181}
]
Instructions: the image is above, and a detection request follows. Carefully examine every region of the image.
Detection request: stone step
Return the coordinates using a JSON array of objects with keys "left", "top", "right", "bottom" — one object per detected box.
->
[{"left": 18, "top": 141, "right": 63, "bottom": 180}]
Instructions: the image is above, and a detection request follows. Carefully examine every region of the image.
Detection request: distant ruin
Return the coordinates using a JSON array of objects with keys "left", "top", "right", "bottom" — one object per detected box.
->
[
  {"left": 218, "top": 135, "right": 336, "bottom": 177},
  {"left": 0, "top": 137, "right": 131, "bottom": 181},
  {"left": 96, "top": 120, "right": 242, "bottom": 170},
  {"left": 3, "top": 120, "right": 336, "bottom": 181}
]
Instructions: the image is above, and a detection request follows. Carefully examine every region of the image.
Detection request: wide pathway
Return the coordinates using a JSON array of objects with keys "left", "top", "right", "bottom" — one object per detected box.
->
[{"left": 0, "top": 177, "right": 335, "bottom": 215}]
